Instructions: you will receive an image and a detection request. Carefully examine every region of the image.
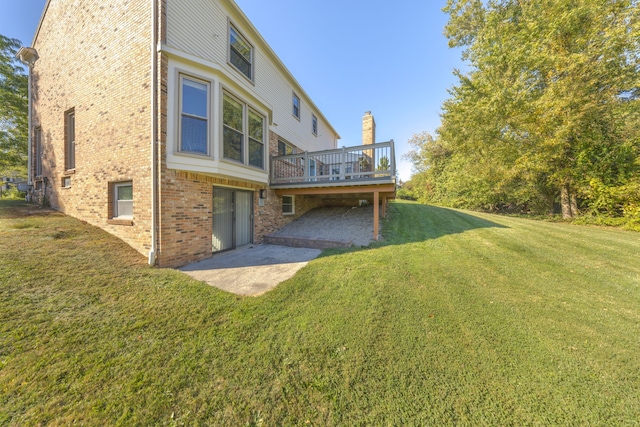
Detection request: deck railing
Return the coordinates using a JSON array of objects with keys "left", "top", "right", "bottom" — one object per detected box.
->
[{"left": 270, "top": 140, "right": 396, "bottom": 186}]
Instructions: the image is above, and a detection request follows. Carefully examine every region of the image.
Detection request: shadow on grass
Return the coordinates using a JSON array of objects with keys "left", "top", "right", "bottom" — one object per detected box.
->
[
  {"left": 383, "top": 202, "right": 508, "bottom": 244},
  {"left": 0, "top": 199, "right": 54, "bottom": 219},
  {"left": 317, "top": 202, "right": 508, "bottom": 259}
]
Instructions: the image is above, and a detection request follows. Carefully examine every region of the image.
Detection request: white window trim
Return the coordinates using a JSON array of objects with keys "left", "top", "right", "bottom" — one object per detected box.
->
[
  {"left": 221, "top": 90, "right": 266, "bottom": 170},
  {"left": 113, "top": 181, "right": 133, "bottom": 219},
  {"left": 292, "top": 92, "right": 301, "bottom": 120},
  {"left": 178, "top": 74, "right": 211, "bottom": 156},
  {"left": 282, "top": 195, "right": 295, "bottom": 215},
  {"left": 312, "top": 114, "right": 318, "bottom": 136},
  {"left": 228, "top": 21, "right": 254, "bottom": 83}
]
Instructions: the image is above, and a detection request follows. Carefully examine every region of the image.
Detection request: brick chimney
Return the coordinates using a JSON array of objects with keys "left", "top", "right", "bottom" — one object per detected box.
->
[{"left": 362, "top": 111, "right": 376, "bottom": 146}]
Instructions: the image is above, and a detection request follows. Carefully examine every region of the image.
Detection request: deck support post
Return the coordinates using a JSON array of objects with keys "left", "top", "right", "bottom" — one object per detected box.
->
[
  {"left": 381, "top": 195, "right": 387, "bottom": 218},
  {"left": 373, "top": 191, "right": 380, "bottom": 240}
]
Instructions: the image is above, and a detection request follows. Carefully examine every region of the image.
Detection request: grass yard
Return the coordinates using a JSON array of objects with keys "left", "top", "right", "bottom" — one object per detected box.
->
[{"left": 1, "top": 199, "right": 639, "bottom": 425}]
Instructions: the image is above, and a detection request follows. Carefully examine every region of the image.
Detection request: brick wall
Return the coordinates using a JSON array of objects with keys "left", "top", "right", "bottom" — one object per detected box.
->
[
  {"left": 254, "top": 130, "right": 322, "bottom": 240},
  {"left": 362, "top": 111, "right": 376, "bottom": 146},
  {"left": 156, "top": 130, "right": 323, "bottom": 268},
  {"left": 30, "top": 0, "right": 333, "bottom": 269},
  {"left": 31, "top": 0, "right": 154, "bottom": 258}
]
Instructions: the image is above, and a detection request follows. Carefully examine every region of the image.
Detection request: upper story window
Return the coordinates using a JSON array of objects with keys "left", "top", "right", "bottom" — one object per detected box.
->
[
  {"left": 223, "top": 92, "right": 265, "bottom": 169},
  {"left": 248, "top": 110, "right": 264, "bottom": 168},
  {"left": 223, "top": 94, "right": 244, "bottom": 163},
  {"left": 179, "top": 75, "right": 209, "bottom": 155},
  {"left": 64, "top": 109, "right": 75, "bottom": 170},
  {"left": 312, "top": 114, "right": 318, "bottom": 136},
  {"left": 292, "top": 93, "right": 300, "bottom": 120},
  {"left": 229, "top": 24, "right": 253, "bottom": 81}
]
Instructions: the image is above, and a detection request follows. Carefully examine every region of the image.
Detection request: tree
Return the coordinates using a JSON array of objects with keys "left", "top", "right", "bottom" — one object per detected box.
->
[
  {"left": 0, "top": 34, "right": 28, "bottom": 178},
  {"left": 436, "top": 0, "right": 640, "bottom": 218},
  {"left": 377, "top": 156, "right": 390, "bottom": 171}
]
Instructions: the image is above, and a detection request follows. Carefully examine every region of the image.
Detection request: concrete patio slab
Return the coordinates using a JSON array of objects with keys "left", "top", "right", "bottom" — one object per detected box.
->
[{"left": 179, "top": 244, "right": 322, "bottom": 296}]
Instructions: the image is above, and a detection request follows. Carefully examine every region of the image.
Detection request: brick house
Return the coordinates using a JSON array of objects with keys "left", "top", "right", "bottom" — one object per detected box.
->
[{"left": 22, "top": 0, "right": 396, "bottom": 268}]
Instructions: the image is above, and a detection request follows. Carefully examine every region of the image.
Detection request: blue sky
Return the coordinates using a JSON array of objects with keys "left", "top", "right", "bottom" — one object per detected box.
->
[{"left": 0, "top": 0, "right": 465, "bottom": 181}]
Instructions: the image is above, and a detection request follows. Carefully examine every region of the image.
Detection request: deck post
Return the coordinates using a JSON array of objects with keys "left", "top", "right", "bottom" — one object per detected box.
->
[
  {"left": 382, "top": 195, "right": 387, "bottom": 218},
  {"left": 373, "top": 191, "right": 380, "bottom": 240}
]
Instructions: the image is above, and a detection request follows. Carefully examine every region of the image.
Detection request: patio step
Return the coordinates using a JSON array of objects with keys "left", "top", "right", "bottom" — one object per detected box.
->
[{"left": 263, "top": 234, "right": 352, "bottom": 250}]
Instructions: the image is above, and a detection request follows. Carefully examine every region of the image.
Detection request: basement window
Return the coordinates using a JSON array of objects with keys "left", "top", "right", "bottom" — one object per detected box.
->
[
  {"left": 282, "top": 195, "right": 295, "bottom": 215},
  {"left": 113, "top": 182, "right": 133, "bottom": 219}
]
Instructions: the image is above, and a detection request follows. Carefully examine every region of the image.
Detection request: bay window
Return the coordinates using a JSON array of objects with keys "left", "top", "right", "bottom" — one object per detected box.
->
[
  {"left": 179, "top": 75, "right": 209, "bottom": 155},
  {"left": 223, "top": 92, "right": 265, "bottom": 169}
]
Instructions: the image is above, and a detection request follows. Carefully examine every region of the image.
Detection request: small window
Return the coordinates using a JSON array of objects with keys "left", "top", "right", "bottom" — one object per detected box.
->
[
  {"left": 229, "top": 24, "right": 253, "bottom": 80},
  {"left": 62, "top": 176, "right": 71, "bottom": 188},
  {"left": 312, "top": 114, "right": 318, "bottom": 136},
  {"left": 292, "top": 93, "right": 300, "bottom": 120},
  {"left": 179, "top": 76, "right": 209, "bottom": 155},
  {"left": 64, "top": 109, "right": 75, "bottom": 170},
  {"left": 278, "top": 140, "right": 294, "bottom": 156},
  {"left": 282, "top": 195, "right": 295, "bottom": 215},
  {"left": 248, "top": 109, "right": 264, "bottom": 168},
  {"left": 35, "top": 127, "right": 43, "bottom": 176},
  {"left": 114, "top": 182, "right": 133, "bottom": 219}
]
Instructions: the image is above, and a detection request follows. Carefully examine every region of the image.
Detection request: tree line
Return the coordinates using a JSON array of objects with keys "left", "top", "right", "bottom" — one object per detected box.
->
[
  {"left": 0, "top": 34, "right": 28, "bottom": 179},
  {"left": 403, "top": 0, "right": 639, "bottom": 228}
]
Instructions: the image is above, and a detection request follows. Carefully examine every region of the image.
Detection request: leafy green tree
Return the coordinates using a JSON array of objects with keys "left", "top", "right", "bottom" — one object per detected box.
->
[
  {"left": 377, "top": 156, "right": 390, "bottom": 171},
  {"left": 0, "top": 34, "right": 28, "bottom": 178},
  {"left": 436, "top": 0, "right": 640, "bottom": 218}
]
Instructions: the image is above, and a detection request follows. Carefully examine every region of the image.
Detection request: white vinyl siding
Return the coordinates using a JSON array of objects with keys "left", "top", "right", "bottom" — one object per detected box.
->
[{"left": 165, "top": 0, "right": 338, "bottom": 154}]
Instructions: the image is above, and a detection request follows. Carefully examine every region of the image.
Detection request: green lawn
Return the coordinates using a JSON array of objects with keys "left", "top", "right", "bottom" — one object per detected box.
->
[{"left": 1, "top": 199, "right": 639, "bottom": 426}]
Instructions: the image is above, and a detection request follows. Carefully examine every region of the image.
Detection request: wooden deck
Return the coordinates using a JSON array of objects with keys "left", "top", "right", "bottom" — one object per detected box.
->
[
  {"left": 270, "top": 140, "right": 397, "bottom": 241},
  {"left": 270, "top": 140, "right": 396, "bottom": 189}
]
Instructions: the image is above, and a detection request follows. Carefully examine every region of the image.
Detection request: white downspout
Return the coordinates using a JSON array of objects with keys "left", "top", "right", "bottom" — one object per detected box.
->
[
  {"left": 149, "top": 0, "right": 158, "bottom": 265},
  {"left": 16, "top": 47, "right": 39, "bottom": 189},
  {"left": 27, "top": 68, "right": 32, "bottom": 187}
]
